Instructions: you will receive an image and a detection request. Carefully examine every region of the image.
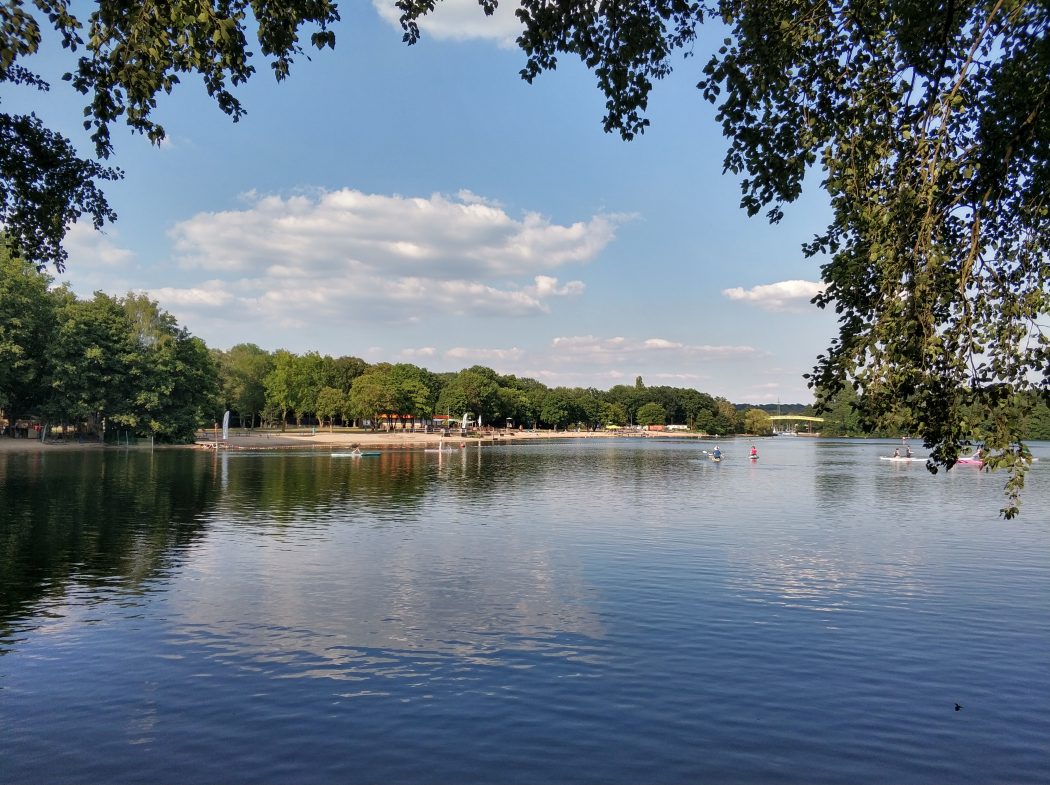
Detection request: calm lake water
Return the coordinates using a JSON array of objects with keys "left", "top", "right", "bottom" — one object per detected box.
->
[{"left": 2, "top": 437, "right": 1048, "bottom": 783}]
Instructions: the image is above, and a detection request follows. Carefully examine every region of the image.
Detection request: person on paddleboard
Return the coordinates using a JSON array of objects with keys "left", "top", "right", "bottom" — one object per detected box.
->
[{"left": 893, "top": 447, "right": 900, "bottom": 458}]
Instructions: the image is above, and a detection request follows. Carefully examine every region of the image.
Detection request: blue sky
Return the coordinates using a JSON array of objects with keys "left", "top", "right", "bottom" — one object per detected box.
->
[{"left": 15, "top": 1, "right": 839, "bottom": 404}]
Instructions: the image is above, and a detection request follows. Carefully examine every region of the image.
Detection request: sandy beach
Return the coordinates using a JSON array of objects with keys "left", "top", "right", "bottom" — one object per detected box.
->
[
  {"left": 0, "top": 427, "right": 701, "bottom": 454},
  {"left": 196, "top": 428, "right": 653, "bottom": 451},
  {"left": 0, "top": 435, "right": 104, "bottom": 452}
]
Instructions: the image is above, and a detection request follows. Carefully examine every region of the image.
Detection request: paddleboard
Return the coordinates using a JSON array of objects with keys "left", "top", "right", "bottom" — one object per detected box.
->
[
  {"left": 879, "top": 456, "right": 926, "bottom": 462},
  {"left": 332, "top": 451, "right": 381, "bottom": 457}
]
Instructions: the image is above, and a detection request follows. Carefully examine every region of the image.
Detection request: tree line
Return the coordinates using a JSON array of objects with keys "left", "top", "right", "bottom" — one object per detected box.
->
[
  {"left": 1, "top": 247, "right": 218, "bottom": 441},
  {"left": 6, "top": 244, "right": 1047, "bottom": 443},
  {"left": 217, "top": 348, "right": 750, "bottom": 435},
  {"left": 1, "top": 246, "right": 760, "bottom": 440}
]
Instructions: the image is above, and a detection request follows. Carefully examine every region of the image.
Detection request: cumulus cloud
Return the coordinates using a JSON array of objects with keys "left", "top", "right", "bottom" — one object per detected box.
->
[
  {"left": 548, "top": 335, "right": 761, "bottom": 365},
  {"left": 149, "top": 283, "right": 235, "bottom": 308},
  {"left": 149, "top": 188, "right": 621, "bottom": 328},
  {"left": 172, "top": 189, "right": 620, "bottom": 277},
  {"left": 396, "top": 347, "right": 438, "bottom": 361},
  {"left": 64, "top": 223, "right": 135, "bottom": 269},
  {"left": 526, "top": 276, "right": 585, "bottom": 298},
  {"left": 445, "top": 346, "right": 524, "bottom": 362},
  {"left": 56, "top": 223, "right": 139, "bottom": 297},
  {"left": 372, "top": 0, "right": 522, "bottom": 47},
  {"left": 722, "top": 279, "right": 825, "bottom": 312}
]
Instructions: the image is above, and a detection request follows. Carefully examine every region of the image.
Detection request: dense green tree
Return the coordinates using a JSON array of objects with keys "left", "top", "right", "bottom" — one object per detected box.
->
[
  {"left": 264, "top": 350, "right": 298, "bottom": 430},
  {"left": 693, "top": 407, "right": 714, "bottom": 435},
  {"left": 216, "top": 343, "right": 273, "bottom": 428},
  {"left": 636, "top": 402, "right": 667, "bottom": 427},
  {"left": 348, "top": 363, "right": 400, "bottom": 429},
  {"left": 742, "top": 408, "right": 772, "bottom": 436},
  {"left": 330, "top": 355, "right": 369, "bottom": 393},
  {"left": 497, "top": 374, "right": 546, "bottom": 427},
  {"left": 819, "top": 386, "right": 864, "bottom": 437},
  {"left": 567, "top": 387, "right": 604, "bottom": 430},
  {"left": 49, "top": 292, "right": 136, "bottom": 435},
  {"left": 314, "top": 386, "right": 346, "bottom": 431},
  {"left": 710, "top": 397, "right": 740, "bottom": 436},
  {"left": 436, "top": 366, "right": 501, "bottom": 425},
  {"left": 538, "top": 388, "right": 573, "bottom": 429},
  {"left": 389, "top": 363, "right": 437, "bottom": 423},
  {"left": 605, "top": 383, "right": 648, "bottom": 425},
  {"left": 601, "top": 401, "right": 629, "bottom": 427},
  {"left": 495, "top": 384, "right": 532, "bottom": 428},
  {"left": 289, "top": 351, "right": 329, "bottom": 425},
  {"left": 115, "top": 294, "right": 219, "bottom": 441},
  {"left": 1021, "top": 394, "right": 1050, "bottom": 440},
  {"left": 0, "top": 243, "right": 57, "bottom": 423}
]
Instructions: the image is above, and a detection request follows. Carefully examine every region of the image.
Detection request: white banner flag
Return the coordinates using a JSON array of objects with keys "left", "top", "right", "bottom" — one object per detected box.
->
[{"left": 222, "top": 410, "right": 230, "bottom": 441}]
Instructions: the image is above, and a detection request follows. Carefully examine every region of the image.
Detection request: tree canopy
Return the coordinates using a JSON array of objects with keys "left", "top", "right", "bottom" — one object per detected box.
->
[
  {"left": 1, "top": 0, "right": 338, "bottom": 270},
  {"left": 4, "top": 0, "right": 1047, "bottom": 513}
]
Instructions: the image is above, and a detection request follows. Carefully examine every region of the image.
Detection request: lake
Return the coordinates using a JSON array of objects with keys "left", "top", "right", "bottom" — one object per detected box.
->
[{"left": 2, "top": 437, "right": 1048, "bottom": 783}]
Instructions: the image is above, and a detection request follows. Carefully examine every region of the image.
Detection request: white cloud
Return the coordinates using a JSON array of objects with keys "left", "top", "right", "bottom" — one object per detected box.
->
[
  {"left": 150, "top": 188, "right": 622, "bottom": 328},
  {"left": 64, "top": 223, "right": 135, "bottom": 269},
  {"left": 169, "top": 188, "right": 618, "bottom": 278},
  {"left": 56, "top": 223, "right": 138, "bottom": 297},
  {"left": 372, "top": 0, "right": 522, "bottom": 47},
  {"left": 397, "top": 347, "right": 438, "bottom": 361},
  {"left": 148, "top": 283, "right": 235, "bottom": 308},
  {"left": 548, "top": 335, "right": 761, "bottom": 365},
  {"left": 445, "top": 346, "right": 524, "bottom": 362},
  {"left": 722, "top": 279, "right": 825, "bottom": 312},
  {"left": 526, "top": 275, "right": 585, "bottom": 298}
]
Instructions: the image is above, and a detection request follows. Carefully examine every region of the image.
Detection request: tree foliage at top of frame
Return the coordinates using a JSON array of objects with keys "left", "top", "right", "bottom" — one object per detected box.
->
[{"left": 1, "top": 0, "right": 339, "bottom": 270}]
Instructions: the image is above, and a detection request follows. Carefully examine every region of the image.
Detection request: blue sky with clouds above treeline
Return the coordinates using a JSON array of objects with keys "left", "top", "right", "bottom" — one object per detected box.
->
[{"left": 14, "top": 0, "right": 839, "bottom": 404}]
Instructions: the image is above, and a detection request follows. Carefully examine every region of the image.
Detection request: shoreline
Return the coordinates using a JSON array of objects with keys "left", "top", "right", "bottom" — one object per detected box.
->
[{"left": 0, "top": 428, "right": 712, "bottom": 454}]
